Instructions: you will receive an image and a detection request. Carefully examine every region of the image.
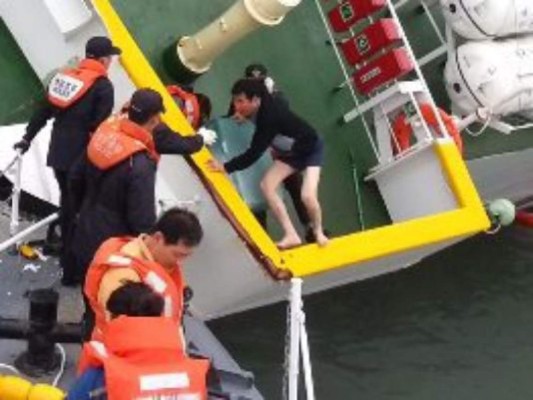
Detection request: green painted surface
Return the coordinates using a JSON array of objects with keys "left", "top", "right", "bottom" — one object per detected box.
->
[{"left": 0, "top": 19, "right": 43, "bottom": 126}]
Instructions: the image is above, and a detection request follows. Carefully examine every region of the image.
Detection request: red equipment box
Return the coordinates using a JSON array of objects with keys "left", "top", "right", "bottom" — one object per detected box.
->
[
  {"left": 328, "top": 0, "right": 386, "bottom": 33},
  {"left": 352, "top": 48, "right": 413, "bottom": 95},
  {"left": 341, "top": 19, "right": 401, "bottom": 65}
]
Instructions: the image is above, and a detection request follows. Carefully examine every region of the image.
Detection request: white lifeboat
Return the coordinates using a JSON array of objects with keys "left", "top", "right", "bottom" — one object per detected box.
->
[
  {"left": 444, "top": 37, "right": 533, "bottom": 115},
  {"left": 440, "top": 0, "right": 533, "bottom": 40}
]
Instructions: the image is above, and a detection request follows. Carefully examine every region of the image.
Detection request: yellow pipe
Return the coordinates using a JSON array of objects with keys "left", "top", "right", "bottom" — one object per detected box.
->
[{"left": 92, "top": 1, "right": 490, "bottom": 278}]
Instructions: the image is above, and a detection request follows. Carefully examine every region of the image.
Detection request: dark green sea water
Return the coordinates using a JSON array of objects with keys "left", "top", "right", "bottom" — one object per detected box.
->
[{"left": 211, "top": 226, "right": 533, "bottom": 399}]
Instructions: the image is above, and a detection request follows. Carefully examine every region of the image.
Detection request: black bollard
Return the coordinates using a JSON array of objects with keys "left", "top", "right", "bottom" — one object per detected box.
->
[{"left": 14, "top": 289, "right": 61, "bottom": 376}]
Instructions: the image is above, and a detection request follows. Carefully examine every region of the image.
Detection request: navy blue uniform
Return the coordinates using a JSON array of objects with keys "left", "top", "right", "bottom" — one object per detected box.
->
[{"left": 67, "top": 124, "right": 203, "bottom": 284}]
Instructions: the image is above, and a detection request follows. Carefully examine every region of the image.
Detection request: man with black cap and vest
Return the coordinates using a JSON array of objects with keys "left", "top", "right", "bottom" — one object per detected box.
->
[
  {"left": 67, "top": 88, "right": 168, "bottom": 287},
  {"left": 13, "top": 36, "right": 121, "bottom": 269}
]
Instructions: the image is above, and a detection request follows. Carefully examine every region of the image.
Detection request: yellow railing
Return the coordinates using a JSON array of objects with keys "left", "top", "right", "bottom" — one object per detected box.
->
[{"left": 93, "top": 0, "right": 490, "bottom": 278}]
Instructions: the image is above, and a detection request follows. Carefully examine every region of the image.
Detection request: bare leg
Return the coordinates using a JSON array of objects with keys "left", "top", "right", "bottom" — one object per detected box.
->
[
  {"left": 282, "top": 172, "right": 310, "bottom": 227},
  {"left": 301, "top": 166, "right": 328, "bottom": 247},
  {"left": 260, "top": 161, "right": 301, "bottom": 249}
]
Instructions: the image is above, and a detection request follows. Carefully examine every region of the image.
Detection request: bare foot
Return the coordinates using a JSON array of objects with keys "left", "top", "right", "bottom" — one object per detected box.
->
[
  {"left": 277, "top": 235, "right": 302, "bottom": 250},
  {"left": 314, "top": 230, "right": 329, "bottom": 247}
]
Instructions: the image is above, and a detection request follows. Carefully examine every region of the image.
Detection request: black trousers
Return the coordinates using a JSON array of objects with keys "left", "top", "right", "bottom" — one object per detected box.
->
[
  {"left": 52, "top": 169, "right": 69, "bottom": 241},
  {"left": 53, "top": 169, "right": 78, "bottom": 284}
]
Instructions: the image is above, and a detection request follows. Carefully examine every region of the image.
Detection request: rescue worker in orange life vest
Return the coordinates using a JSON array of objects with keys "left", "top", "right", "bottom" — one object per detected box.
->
[
  {"left": 66, "top": 89, "right": 212, "bottom": 287},
  {"left": 13, "top": 36, "right": 121, "bottom": 281},
  {"left": 140, "top": 85, "right": 216, "bottom": 155},
  {"left": 69, "top": 282, "right": 209, "bottom": 400},
  {"left": 166, "top": 84, "right": 218, "bottom": 148},
  {"left": 82, "top": 207, "right": 203, "bottom": 343},
  {"left": 166, "top": 84, "right": 212, "bottom": 130}
]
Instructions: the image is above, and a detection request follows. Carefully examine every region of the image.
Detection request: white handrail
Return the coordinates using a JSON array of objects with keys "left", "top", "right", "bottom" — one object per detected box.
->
[
  {"left": 10, "top": 152, "right": 22, "bottom": 237},
  {"left": 384, "top": 0, "right": 451, "bottom": 141},
  {"left": 288, "top": 278, "right": 301, "bottom": 400},
  {"left": 312, "top": 0, "right": 381, "bottom": 162},
  {"left": 0, "top": 213, "right": 59, "bottom": 254},
  {"left": 300, "top": 312, "right": 316, "bottom": 400}
]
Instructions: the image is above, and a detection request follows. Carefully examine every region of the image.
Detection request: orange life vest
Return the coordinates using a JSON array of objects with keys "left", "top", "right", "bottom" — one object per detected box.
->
[
  {"left": 88, "top": 117, "right": 160, "bottom": 170},
  {"left": 80, "top": 317, "right": 208, "bottom": 400},
  {"left": 84, "top": 237, "right": 185, "bottom": 342},
  {"left": 167, "top": 85, "right": 201, "bottom": 129},
  {"left": 47, "top": 59, "right": 107, "bottom": 109},
  {"left": 392, "top": 103, "right": 464, "bottom": 155}
]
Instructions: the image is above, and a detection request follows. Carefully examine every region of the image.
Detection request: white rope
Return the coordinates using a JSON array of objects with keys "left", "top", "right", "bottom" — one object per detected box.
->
[
  {"left": 0, "top": 363, "right": 20, "bottom": 375},
  {"left": 52, "top": 343, "right": 66, "bottom": 387},
  {"left": 465, "top": 114, "right": 492, "bottom": 137},
  {"left": 485, "top": 223, "right": 502, "bottom": 235}
]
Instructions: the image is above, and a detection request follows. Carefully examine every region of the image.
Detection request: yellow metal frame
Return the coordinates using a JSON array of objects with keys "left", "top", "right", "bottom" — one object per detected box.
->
[{"left": 93, "top": 0, "right": 490, "bottom": 278}]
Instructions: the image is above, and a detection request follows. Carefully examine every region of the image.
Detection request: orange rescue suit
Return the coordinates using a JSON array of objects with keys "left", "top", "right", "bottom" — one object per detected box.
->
[
  {"left": 167, "top": 85, "right": 201, "bottom": 129},
  {"left": 80, "top": 316, "right": 208, "bottom": 400},
  {"left": 84, "top": 237, "right": 185, "bottom": 341}
]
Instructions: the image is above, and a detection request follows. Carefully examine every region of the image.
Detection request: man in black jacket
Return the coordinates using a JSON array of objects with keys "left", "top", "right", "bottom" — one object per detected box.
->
[
  {"left": 232, "top": 64, "right": 316, "bottom": 241},
  {"left": 209, "top": 79, "right": 328, "bottom": 249},
  {"left": 13, "top": 36, "right": 121, "bottom": 259}
]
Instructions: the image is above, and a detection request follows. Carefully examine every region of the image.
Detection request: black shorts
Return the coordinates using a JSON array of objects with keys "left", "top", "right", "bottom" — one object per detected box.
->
[{"left": 274, "top": 138, "right": 324, "bottom": 171}]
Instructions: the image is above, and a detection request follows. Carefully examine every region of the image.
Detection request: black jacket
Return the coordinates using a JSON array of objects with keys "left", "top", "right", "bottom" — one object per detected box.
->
[
  {"left": 224, "top": 94, "right": 318, "bottom": 173},
  {"left": 67, "top": 124, "right": 203, "bottom": 277},
  {"left": 69, "top": 151, "right": 156, "bottom": 276},
  {"left": 24, "top": 77, "right": 114, "bottom": 172},
  {"left": 152, "top": 123, "right": 204, "bottom": 155}
]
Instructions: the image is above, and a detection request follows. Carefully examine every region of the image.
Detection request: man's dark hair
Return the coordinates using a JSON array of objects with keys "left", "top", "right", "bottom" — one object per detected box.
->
[
  {"left": 231, "top": 78, "right": 267, "bottom": 100},
  {"left": 107, "top": 281, "right": 164, "bottom": 319},
  {"left": 150, "top": 207, "right": 203, "bottom": 246}
]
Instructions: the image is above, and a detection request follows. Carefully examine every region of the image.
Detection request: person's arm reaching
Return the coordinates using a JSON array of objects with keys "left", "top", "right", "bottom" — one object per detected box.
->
[
  {"left": 153, "top": 123, "right": 204, "bottom": 155},
  {"left": 223, "top": 125, "right": 273, "bottom": 173},
  {"left": 14, "top": 103, "right": 54, "bottom": 152}
]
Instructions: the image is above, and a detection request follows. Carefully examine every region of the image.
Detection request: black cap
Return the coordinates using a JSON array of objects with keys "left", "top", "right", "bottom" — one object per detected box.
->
[
  {"left": 86, "top": 36, "right": 122, "bottom": 59},
  {"left": 244, "top": 63, "right": 268, "bottom": 78},
  {"left": 130, "top": 88, "right": 166, "bottom": 118}
]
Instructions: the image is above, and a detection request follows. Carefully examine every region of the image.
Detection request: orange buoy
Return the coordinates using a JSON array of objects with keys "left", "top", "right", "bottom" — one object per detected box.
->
[{"left": 392, "top": 103, "right": 464, "bottom": 154}]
